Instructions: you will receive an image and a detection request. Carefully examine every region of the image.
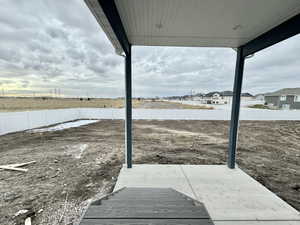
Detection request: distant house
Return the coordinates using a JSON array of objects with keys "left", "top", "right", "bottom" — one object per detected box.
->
[
  {"left": 202, "top": 91, "right": 253, "bottom": 104},
  {"left": 204, "top": 91, "right": 233, "bottom": 104},
  {"left": 265, "top": 94, "right": 300, "bottom": 109},
  {"left": 167, "top": 91, "right": 254, "bottom": 104},
  {"left": 255, "top": 94, "right": 265, "bottom": 101},
  {"left": 264, "top": 88, "right": 300, "bottom": 109},
  {"left": 241, "top": 92, "right": 254, "bottom": 101}
]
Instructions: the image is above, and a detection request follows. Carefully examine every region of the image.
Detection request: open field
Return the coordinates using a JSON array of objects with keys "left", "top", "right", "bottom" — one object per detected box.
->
[
  {"left": 0, "top": 120, "right": 299, "bottom": 225},
  {"left": 0, "top": 97, "right": 213, "bottom": 112}
]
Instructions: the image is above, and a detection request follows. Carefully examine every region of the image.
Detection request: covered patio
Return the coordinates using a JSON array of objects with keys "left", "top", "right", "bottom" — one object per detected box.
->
[
  {"left": 115, "top": 164, "right": 300, "bottom": 224},
  {"left": 83, "top": 0, "right": 300, "bottom": 224}
]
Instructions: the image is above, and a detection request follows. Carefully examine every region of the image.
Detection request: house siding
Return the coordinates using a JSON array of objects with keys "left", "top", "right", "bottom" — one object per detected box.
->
[
  {"left": 265, "top": 95, "right": 300, "bottom": 109},
  {"left": 265, "top": 96, "right": 280, "bottom": 107}
]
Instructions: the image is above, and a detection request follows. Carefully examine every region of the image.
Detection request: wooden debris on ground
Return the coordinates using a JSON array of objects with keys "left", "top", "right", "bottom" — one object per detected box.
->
[
  {"left": 0, "top": 161, "right": 36, "bottom": 172},
  {"left": 25, "top": 217, "right": 31, "bottom": 225},
  {"left": 58, "top": 192, "right": 69, "bottom": 223},
  {"left": 14, "top": 209, "right": 34, "bottom": 225}
]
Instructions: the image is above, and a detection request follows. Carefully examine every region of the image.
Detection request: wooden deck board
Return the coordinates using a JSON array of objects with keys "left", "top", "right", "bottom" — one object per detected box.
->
[
  {"left": 80, "top": 219, "right": 215, "bottom": 225},
  {"left": 84, "top": 205, "right": 209, "bottom": 219},
  {"left": 80, "top": 187, "right": 214, "bottom": 225}
]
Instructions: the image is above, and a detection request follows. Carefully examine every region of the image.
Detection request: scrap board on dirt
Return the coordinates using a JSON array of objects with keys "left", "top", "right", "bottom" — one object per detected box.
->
[{"left": 80, "top": 187, "right": 214, "bottom": 225}]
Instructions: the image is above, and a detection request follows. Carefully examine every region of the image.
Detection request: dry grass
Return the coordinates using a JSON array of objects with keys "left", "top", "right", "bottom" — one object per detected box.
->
[
  {"left": 154, "top": 101, "right": 214, "bottom": 110},
  {"left": 248, "top": 104, "right": 276, "bottom": 110},
  {"left": 0, "top": 97, "right": 212, "bottom": 112},
  {"left": 0, "top": 97, "right": 125, "bottom": 112}
]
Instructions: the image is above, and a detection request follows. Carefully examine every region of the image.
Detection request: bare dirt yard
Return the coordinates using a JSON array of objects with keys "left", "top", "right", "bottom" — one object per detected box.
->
[{"left": 0, "top": 120, "right": 299, "bottom": 225}]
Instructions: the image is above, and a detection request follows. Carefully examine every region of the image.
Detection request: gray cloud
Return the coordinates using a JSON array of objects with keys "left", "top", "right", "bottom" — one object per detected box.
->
[{"left": 0, "top": 0, "right": 299, "bottom": 97}]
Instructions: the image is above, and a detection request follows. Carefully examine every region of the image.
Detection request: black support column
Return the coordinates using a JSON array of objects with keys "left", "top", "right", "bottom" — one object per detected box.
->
[
  {"left": 125, "top": 45, "right": 132, "bottom": 168},
  {"left": 228, "top": 47, "right": 245, "bottom": 169}
]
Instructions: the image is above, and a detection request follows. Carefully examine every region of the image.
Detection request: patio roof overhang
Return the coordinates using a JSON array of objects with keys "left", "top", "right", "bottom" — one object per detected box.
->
[
  {"left": 84, "top": 0, "right": 300, "bottom": 169},
  {"left": 85, "top": 0, "right": 300, "bottom": 56}
]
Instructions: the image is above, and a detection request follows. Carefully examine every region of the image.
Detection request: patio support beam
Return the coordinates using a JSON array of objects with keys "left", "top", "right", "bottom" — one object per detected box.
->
[
  {"left": 125, "top": 45, "right": 132, "bottom": 168},
  {"left": 228, "top": 47, "right": 245, "bottom": 169},
  {"left": 243, "top": 13, "right": 300, "bottom": 57},
  {"left": 93, "top": 0, "right": 132, "bottom": 168},
  {"left": 97, "top": 0, "right": 130, "bottom": 55}
]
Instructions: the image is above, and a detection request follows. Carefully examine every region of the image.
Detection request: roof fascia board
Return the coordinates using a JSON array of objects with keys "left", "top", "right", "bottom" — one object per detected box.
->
[
  {"left": 97, "top": 0, "right": 130, "bottom": 55},
  {"left": 85, "top": 0, "right": 130, "bottom": 55},
  {"left": 242, "top": 13, "right": 300, "bottom": 57}
]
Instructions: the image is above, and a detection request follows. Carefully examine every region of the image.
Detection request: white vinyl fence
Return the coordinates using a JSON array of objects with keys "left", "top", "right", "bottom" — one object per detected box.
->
[
  {"left": 0, "top": 107, "right": 299, "bottom": 135},
  {"left": 0, "top": 109, "right": 81, "bottom": 136}
]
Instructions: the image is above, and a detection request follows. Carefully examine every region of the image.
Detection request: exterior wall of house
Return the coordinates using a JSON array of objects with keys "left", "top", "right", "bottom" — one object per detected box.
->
[
  {"left": 241, "top": 96, "right": 255, "bottom": 101},
  {"left": 265, "top": 96, "right": 280, "bottom": 108},
  {"left": 279, "top": 95, "right": 300, "bottom": 109},
  {"left": 265, "top": 95, "right": 300, "bottom": 109},
  {"left": 193, "top": 96, "right": 203, "bottom": 101},
  {"left": 255, "top": 95, "right": 265, "bottom": 101},
  {"left": 223, "top": 96, "right": 232, "bottom": 104}
]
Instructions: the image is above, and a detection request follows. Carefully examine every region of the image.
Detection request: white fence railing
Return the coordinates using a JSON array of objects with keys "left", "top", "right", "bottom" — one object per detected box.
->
[{"left": 1, "top": 107, "right": 299, "bottom": 136}]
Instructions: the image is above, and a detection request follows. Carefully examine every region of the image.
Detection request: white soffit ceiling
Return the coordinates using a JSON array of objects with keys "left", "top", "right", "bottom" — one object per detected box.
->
[{"left": 115, "top": 0, "right": 300, "bottom": 48}]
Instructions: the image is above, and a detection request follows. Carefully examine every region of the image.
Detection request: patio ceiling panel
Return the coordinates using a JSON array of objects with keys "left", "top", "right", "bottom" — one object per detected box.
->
[
  {"left": 87, "top": 0, "right": 300, "bottom": 51},
  {"left": 116, "top": 0, "right": 300, "bottom": 48}
]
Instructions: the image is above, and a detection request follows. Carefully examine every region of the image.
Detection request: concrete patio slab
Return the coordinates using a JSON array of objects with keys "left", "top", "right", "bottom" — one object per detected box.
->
[
  {"left": 214, "top": 222, "right": 300, "bottom": 225},
  {"left": 115, "top": 164, "right": 196, "bottom": 199},
  {"left": 114, "top": 164, "right": 300, "bottom": 225}
]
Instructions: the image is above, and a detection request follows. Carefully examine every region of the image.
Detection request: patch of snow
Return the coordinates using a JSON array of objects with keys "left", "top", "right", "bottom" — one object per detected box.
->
[
  {"left": 29, "top": 120, "right": 99, "bottom": 133},
  {"left": 65, "top": 144, "right": 88, "bottom": 159},
  {"left": 75, "top": 144, "right": 88, "bottom": 159}
]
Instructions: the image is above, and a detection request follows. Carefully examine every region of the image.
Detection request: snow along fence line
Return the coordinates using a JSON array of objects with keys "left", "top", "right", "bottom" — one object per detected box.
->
[
  {"left": 1, "top": 108, "right": 300, "bottom": 136},
  {"left": 0, "top": 108, "right": 126, "bottom": 136},
  {"left": 0, "top": 108, "right": 82, "bottom": 136}
]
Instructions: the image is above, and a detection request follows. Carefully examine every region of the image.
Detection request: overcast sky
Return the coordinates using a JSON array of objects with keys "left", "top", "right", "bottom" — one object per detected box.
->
[{"left": 0, "top": 0, "right": 299, "bottom": 98}]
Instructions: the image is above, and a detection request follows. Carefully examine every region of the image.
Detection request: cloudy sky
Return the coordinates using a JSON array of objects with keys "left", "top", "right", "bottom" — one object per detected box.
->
[{"left": 0, "top": 0, "right": 299, "bottom": 98}]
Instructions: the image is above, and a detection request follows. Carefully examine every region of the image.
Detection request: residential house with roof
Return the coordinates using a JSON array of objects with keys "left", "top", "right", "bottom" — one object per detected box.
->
[
  {"left": 265, "top": 88, "right": 300, "bottom": 109},
  {"left": 203, "top": 91, "right": 253, "bottom": 104}
]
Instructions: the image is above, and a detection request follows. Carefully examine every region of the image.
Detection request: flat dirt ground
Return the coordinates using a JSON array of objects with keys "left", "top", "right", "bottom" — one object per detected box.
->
[{"left": 0, "top": 120, "right": 299, "bottom": 225}]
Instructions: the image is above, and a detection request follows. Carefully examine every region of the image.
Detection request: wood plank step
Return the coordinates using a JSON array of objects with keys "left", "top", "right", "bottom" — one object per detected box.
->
[
  {"left": 84, "top": 205, "right": 209, "bottom": 219},
  {"left": 79, "top": 187, "right": 214, "bottom": 225},
  {"left": 99, "top": 200, "right": 195, "bottom": 207},
  {"left": 107, "top": 196, "right": 190, "bottom": 201}
]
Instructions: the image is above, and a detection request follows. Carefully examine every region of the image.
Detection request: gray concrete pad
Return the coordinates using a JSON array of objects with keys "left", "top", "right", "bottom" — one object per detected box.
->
[
  {"left": 114, "top": 164, "right": 300, "bottom": 225},
  {"left": 182, "top": 165, "right": 300, "bottom": 221},
  {"left": 115, "top": 164, "right": 196, "bottom": 199},
  {"left": 214, "top": 222, "right": 300, "bottom": 225}
]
